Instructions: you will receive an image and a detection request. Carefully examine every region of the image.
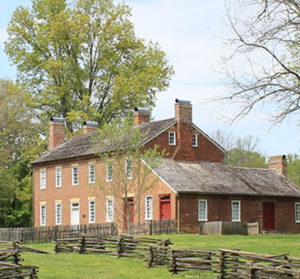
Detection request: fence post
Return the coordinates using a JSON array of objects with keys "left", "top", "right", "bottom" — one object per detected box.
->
[
  {"left": 148, "top": 245, "right": 154, "bottom": 268},
  {"left": 149, "top": 221, "right": 153, "bottom": 235},
  {"left": 79, "top": 236, "right": 86, "bottom": 254},
  {"left": 170, "top": 248, "right": 177, "bottom": 274},
  {"left": 219, "top": 251, "right": 225, "bottom": 279}
]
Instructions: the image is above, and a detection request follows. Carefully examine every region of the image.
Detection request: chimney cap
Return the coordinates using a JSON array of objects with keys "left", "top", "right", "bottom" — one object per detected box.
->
[
  {"left": 175, "top": 99, "right": 191, "bottom": 105},
  {"left": 134, "top": 107, "right": 149, "bottom": 114},
  {"left": 83, "top": 121, "right": 98, "bottom": 128},
  {"left": 50, "top": 117, "right": 65, "bottom": 124}
]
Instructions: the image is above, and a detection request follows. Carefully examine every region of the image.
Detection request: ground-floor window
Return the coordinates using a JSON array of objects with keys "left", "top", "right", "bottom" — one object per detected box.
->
[
  {"left": 232, "top": 200, "right": 241, "bottom": 222},
  {"left": 55, "top": 203, "right": 62, "bottom": 225},
  {"left": 106, "top": 198, "right": 114, "bottom": 222},
  {"left": 40, "top": 204, "right": 46, "bottom": 226},
  {"left": 89, "top": 200, "right": 96, "bottom": 223},
  {"left": 145, "top": 195, "right": 153, "bottom": 220},
  {"left": 296, "top": 202, "right": 300, "bottom": 223},
  {"left": 198, "top": 199, "right": 207, "bottom": 221}
]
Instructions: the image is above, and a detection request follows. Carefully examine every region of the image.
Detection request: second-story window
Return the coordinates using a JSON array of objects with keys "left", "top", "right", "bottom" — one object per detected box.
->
[
  {"left": 40, "top": 170, "right": 46, "bottom": 190},
  {"left": 192, "top": 134, "right": 198, "bottom": 147},
  {"left": 89, "top": 164, "right": 95, "bottom": 184},
  {"left": 169, "top": 131, "right": 176, "bottom": 145},
  {"left": 125, "top": 159, "right": 132, "bottom": 179},
  {"left": 106, "top": 162, "right": 113, "bottom": 182},
  {"left": 56, "top": 168, "right": 62, "bottom": 188},
  {"left": 89, "top": 200, "right": 96, "bottom": 223},
  {"left": 72, "top": 166, "right": 78, "bottom": 186}
]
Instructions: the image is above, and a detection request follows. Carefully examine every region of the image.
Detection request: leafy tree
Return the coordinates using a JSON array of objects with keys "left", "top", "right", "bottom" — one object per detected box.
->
[
  {"left": 5, "top": 0, "right": 174, "bottom": 131},
  {"left": 93, "top": 118, "right": 166, "bottom": 230},
  {"left": 0, "top": 79, "right": 44, "bottom": 227},
  {"left": 221, "top": 0, "right": 300, "bottom": 123},
  {"left": 287, "top": 154, "right": 300, "bottom": 186}
]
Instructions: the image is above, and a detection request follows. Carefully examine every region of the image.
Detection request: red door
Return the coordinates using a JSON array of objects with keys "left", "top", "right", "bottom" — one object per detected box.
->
[
  {"left": 263, "top": 202, "right": 275, "bottom": 230},
  {"left": 160, "top": 195, "right": 171, "bottom": 220},
  {"left": 124, "top": 197, "right": 134, "bottom": 230}
]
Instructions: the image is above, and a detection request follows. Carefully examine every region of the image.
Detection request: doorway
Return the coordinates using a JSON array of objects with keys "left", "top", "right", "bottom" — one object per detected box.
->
[
  {"left": 71, "top": 202, "right": 80, "bottom": 226},
  {"left": 263, "top": 202, "right": 275, "bottom": 230},
  {"left": 160, "top": 195, "right": 171, "bottom": 220},
  {"left": 124, "top": 197, "right": 134, "bottom": 230}
]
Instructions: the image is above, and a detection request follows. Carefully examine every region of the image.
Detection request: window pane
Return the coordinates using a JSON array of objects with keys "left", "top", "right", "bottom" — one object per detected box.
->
[
  {"left": 89, "top": 165, "right": 95, "bottom": 183},
  {"left": 56, "top": 169, "right": 61, "bottom": 187},
  {"left": 169, "top": 132, "right": 176, "bottom": 145},
  {"left": 296, "top": 203, "right": 300, "bottom": 223},
  {"left": 56, "top": 203, "right": 62, "bottom": 225},
  {"left": 40, "top": 170, "right": 46, "bottom": 189},
  {"left": 145, "top": 196, "right": 153, "bottom": 220},
  {"left": 72, "top": 167, "right": 78, "bottom": 185},
  {"left": 125, "top": 160, "right": 132, "bottom": 179},
  {"left": 89, "top": 200, "right": 96, "bottom": 223},
  {"left": 198, "top": 200, "right": 207, "bottom": 221},
  {"left": 106, "top": 199, "right": 114, "bottom": 222},
  {"left": 40, "top": 205, "right": 46, "bottom": 226},
  {"left": 106, "top": 163, "right": 113, "bottom": 182},
  {"left": 232, "top": 201, "right": 240, "bottom": 221}
]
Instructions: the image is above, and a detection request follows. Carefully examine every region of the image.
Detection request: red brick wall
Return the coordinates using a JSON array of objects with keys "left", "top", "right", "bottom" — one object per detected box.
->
[
  {"left": 143, "top": 123, "right": 224, "bottom": 162},
  {"left": 178, "top": 194, "right": 300, "bottom": 234},
  {"left": 33, "top": 159, "right": 177, "bottom": 229}
]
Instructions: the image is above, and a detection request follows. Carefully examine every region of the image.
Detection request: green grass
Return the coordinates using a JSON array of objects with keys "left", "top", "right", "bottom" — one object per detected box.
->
[{"left": 22, "top": 234, "right": 300, "bottom": 278}]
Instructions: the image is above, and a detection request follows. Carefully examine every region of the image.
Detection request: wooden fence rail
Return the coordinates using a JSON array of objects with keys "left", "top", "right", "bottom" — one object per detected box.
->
[
  {"left": 128, "top": 219, "right": 177, "bottom": 235},
  {"left": 54, "top": 235, "right": 172, "bottom": 259},
  {"left": 0, "top": 223, "right": 118, "bottom": 243},
  {"left": 148, "top": 246, "right": 300, "bottom": 278}
]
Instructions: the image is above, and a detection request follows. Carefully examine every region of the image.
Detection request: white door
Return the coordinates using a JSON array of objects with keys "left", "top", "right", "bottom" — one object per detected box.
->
[{"left": 71, "top": 202, "right": 80, "bottom": 226}]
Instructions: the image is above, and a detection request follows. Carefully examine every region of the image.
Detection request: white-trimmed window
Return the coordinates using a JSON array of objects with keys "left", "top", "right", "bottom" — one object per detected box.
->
[
  {"left": 169, "top": 131, "right": 176, "bottom": 145},
  {"left": 125, "top": 159, "right": 132, "bottom": 179},
  {"left": 106, "top": 198, "right": 114, "bottom": 222},
  {"left": 145, "top": 195, "right": 153, "bottom": 220},
  {"left": 232, "top": 200, "right": 241, "bottom": 222},
  {"left": 56, "top": 168, "right": 62, "bottom": 188},
  {"left": 198, "top": 199, "right": 207, "bottom": 221},
  {"left": 40, "top": 205, "right": 46, "bottom": 226},
  {"left": 72, "top": 166, "right": 78, "bottom": 185},
  {"left": 89, "top": 164, "right": 95, "bottom": 184},
  {"left": 40, "top": 170, "right": 46, "bottom": 190},
  {"left": 296, "top": 202, "right": 300, "bottom": 223},
  {"left": 89, "top": 200, "right": 96, "bottom": 223},
  {"left": 55, "top": 203, "right": 62, "bottom": 225},
  {"left": 106, "top": 163, "right": 113, "bottom": 182},
  {"left": 192, "top": 134, "right": 198, "bottom": 147}
]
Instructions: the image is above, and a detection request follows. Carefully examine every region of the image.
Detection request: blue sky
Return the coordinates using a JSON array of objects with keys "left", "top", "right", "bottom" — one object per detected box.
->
[{"left": 1, "top": 0, "right": 299, "bottom": 156}]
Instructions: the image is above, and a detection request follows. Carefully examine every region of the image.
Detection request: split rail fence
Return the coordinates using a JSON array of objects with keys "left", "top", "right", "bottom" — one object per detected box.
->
[
  {"left": 0, "top": 241, "right": 39, "bottom": 278},
  {"left": 54, "top": 235, "right": 172, "bottom": 258},
  {"left": 148, "top": 245, "right": 300, "bottom": 278}
]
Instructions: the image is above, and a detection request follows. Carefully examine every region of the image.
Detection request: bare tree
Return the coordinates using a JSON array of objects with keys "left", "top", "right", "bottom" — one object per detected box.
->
[{"left": 221, "top": 0, "right": 300, "bottom": 123}]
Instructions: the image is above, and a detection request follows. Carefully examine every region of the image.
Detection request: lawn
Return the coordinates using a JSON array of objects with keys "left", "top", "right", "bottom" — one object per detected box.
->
[{"left": 22, "top": 234, "right": 300, "bottom": 279}]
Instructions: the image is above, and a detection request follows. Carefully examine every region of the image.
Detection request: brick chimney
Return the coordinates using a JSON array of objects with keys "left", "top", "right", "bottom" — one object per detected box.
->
[
  {"left": 49, "top": 117, "right": 65, "bottom": 150},
  {"left": 268, "top": 155, "right": 287, "bottom": 176},
  {"left": 174, "top": 99, "right": 194, "bottom": 161},
  {"left": 133, "top": 107, "right": 150, "bottom": 125},
  {"left": 83, "top": 121, "right": 98, "bottom": 134},
  {"left": 175, "top": 99, "right": 192, "bottom": 124}
]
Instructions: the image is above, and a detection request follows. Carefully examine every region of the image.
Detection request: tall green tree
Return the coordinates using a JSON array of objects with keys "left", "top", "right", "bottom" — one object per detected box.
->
[
  {"left": 0, "top": 79, "right": 44, "bottom": 227},
  {"left": 5, "top": 0, "right": 174, "bottom": 131}
]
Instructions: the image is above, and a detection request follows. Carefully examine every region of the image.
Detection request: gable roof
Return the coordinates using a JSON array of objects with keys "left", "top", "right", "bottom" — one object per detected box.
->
[
  {"left": 154, "top": 159, "right": 300, "bottom": 198},
  {"left": 32, "top": 118, "right": 176, "bottom": 165}
]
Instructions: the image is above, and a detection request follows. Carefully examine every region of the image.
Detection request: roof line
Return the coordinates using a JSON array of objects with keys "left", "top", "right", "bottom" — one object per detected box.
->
[
  {"left": 141, "top": 159, "right": 177, "bottom": 194},
  {"left": 141, "top": 119, "right": 177, "bottom": 145},
  {"left": 192, "top": 123, "right": 226, "bottom": 153}
]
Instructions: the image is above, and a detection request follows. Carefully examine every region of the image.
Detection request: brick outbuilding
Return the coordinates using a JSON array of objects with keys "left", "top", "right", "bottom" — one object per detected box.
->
[{"left": 31, "top": 99, "right": 300, "bottom": 233}]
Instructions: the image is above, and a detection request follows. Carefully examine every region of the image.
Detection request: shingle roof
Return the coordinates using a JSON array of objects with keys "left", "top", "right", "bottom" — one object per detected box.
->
[
  {"left": 32, "top": 118, "right": 176, "bottom": 165},
  {"left": 154, "top": 159, "right": 300, "bottom": 197}
]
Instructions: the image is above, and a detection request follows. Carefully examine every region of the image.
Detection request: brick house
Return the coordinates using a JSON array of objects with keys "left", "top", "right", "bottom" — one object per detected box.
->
[{"left": 31, "top": 99, "right": 300, "bottom": 233}]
